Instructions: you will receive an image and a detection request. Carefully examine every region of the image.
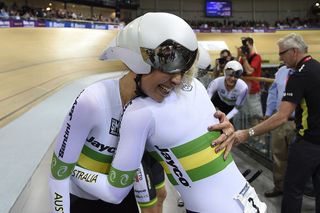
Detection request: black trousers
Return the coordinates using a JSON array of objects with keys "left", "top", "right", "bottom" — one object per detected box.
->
[
  {"left": 211, "top": 92, "right": 234, "bottom": 115},
  {"left": 70, "top": 188, "right": 139, "bottom": 213},
  {"left": 281, "top": 137, "right": 320, "bottom": 213}
]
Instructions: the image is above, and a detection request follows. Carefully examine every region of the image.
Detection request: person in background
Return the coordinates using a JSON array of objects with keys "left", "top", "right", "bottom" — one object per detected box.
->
[
  {"left": 263, "top": 65, "right": 296, "bottom": 198},
  {"left": 207, "top": 60, "right": 248, "bottom": 120},
  {"left": 196, "top": 43, "right": 213, "bottom": 88},
  {"left": 213, "top": 49, "right": 234, "bottom": 79},
  {"left": 237, "top": 37, "right": 263, "bottom": 126},
  {"left": 234, "top": 33, "right": 320, "bottom": 213}
]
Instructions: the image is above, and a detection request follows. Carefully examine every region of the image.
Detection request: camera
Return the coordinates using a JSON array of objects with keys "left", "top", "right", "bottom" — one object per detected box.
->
[
  {"left": 217, "top": 56, "right": 234, "bottom": 65},
  {"left": 240, "top": 37, "right": 250, "bottom": 56},
  {"left": 218, "top": 57, "right": 226, "bottom": 65}
]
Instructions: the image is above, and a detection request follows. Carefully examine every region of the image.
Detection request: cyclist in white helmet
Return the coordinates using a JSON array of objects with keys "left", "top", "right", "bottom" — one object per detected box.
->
[
  {"left": 207, "top": 60, "right": 248, "bottom": 120},
  {"left": 48, "top": 12, "right": 235, "bottom": 213},
  {"left": 196, "top": 43, "right": 213, "bottom": 88},
  {"left": 70, "top": 12, "right": 266, "bottom": 213}
]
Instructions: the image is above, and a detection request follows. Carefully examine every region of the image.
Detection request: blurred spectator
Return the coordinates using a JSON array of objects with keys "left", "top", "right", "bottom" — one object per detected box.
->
[
  {"left": 213, "top": 49, "right": 234, "bottom": 78},
  {"left": 196, "top": 43, "right": 214, "bottom": 88},
  {"left": 236, "top": 36, "right": 265, "bottom": 152},
  {"left": 263, "top": 65, "right": 296, "bottom": 198},
  {"left": 235, "top": 32, "right": 320, "bottom": 213},
  {"left": 0, "top": 7, "right": 9, "bottom": 19},
  {"left": 0, "top": 1, "right": 318, "bottom": 28},
  {"left": 237, "top": 37, "right": 263, "bottom": 125},
  {"left": 207, "top": 60, "right": 248, "bottom": 120}
]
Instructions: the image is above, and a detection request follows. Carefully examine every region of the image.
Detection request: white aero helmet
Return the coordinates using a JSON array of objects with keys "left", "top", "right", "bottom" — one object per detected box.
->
[
  {"left": 196, "top": 43, "right": 212, "bottom": 78},
  {"left": 223, "top": 60, "right": 243, "bottom": 78},
  {"left": 197, "top": 43, "right": 212, "bottom": 70},
  {"left": 100, "top": 12, "right": 198, "bottom": 74}
]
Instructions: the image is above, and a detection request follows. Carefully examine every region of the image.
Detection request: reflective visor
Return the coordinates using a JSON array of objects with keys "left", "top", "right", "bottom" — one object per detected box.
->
[
  {"left": 225, "top": 69, "right": 242, "bottom": 78},
  {"left": 140, "top": 39, "right": 198, "bottom": 73}
]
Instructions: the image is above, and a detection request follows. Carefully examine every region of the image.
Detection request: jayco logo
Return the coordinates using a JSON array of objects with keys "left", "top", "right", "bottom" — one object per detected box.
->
[
  {"left": 86, "top": 136, "right": 116, "bottom": 153},
  {"left": 155, "top": 146, "right": 190, "bottom": 187}
]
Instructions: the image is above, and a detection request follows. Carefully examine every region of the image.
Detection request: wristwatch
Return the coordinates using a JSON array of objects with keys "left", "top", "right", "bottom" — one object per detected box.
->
[{"left": 248, "top": 128, "right": 255, "bottom": 137}]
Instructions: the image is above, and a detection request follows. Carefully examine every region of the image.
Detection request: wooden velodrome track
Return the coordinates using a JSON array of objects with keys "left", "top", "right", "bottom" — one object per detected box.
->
[{"left": 1, "top": 28, "right": 320, "bottom": 128}]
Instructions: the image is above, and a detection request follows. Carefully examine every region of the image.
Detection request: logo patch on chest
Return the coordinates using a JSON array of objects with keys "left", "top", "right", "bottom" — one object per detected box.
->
[
  {"left": 181, "top": 82, "right": 193, "bottom": 91},
  {"left": 109, "top": 118, "right": 120, "bottom": 136}
]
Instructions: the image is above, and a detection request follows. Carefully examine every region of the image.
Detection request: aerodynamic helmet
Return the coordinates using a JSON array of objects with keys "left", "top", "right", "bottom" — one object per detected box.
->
[
  {"left": 100, "top": 12, "right": 198, "bottom": 74},
  {"left": 223, "top": 60, "right": 243, "bottom": 78},
  {"left": 197, "top": 43, "right": 212, "bottom": 70},
  {"left": 196, "top": 43, "right": 212, "bottom": 77}
]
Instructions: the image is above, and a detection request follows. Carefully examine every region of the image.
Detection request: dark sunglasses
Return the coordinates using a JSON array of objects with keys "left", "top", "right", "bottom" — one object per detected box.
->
[
  {"left": 225, "top": 69, "right": 242, "bottom": 78},
  {"left": 140, "top": 39, "right": 198, "bottom": 74}
]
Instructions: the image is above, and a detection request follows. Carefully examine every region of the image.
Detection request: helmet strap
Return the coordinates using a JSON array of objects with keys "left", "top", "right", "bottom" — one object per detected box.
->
[{"left": 134, "top": 74, "right": 147, "bottom": 97}]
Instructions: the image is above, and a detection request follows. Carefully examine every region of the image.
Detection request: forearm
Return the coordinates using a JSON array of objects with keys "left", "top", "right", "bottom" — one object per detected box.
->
[
  {"left": 242, "top": 59, "right": 254, "bottom": 75},
  {"left": 72, "top": 107, "right": 150, "bottom": 204},
  {"left": 49, "top": 176, "right": 70, "bottom": 213},
  {"left": 226, "top": 108, "right": 239, "bottom": 120},
  {"left": 206, "top": 81, "right": 217, "bottom": 98},
  {"left": 71, "top": 165, "right": 134, "bottom": 204},
  {"left": 247, "top": 111, "right": 288, "bottom": 136}
]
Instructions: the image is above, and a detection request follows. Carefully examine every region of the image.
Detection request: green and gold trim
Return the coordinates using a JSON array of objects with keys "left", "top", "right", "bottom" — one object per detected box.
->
[
  {"left": 138, "top": 197, "right": 158, "bottom": 208},
  {"left": 108, "top": 166, "right": 136, "bottom": 188},
  {"left": 51, "top": 153, "right": 76, "bottom": 180},
  {"left": 149, "top": 131, "right": 233, "bottom": 185},
  {"left": 76, "top": 145, "right": 113, "bottom": 174},
  {"left": 155, "top": 180, "right": 166, "bottom": 190}
]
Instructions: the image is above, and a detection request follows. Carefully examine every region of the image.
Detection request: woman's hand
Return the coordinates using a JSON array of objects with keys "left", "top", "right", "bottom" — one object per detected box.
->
[{"left": 207, "top": 110, "right": 235, "bottom": 160}]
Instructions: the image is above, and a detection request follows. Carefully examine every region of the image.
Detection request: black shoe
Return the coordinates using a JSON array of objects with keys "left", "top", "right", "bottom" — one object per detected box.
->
[{"left": 264, "top": 188, "right": 283, "bottom": 197}]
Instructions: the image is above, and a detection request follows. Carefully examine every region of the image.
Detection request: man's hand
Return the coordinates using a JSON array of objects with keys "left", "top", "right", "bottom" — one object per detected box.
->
[
  {"left": 234, "top": 129, "right": 249, "bottom": 146},
  {"left": 207, "top": 110, "right": 235, "bottom": 160}
]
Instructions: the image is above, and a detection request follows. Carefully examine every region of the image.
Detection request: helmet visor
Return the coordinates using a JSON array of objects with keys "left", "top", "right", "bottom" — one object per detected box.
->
[
  {"left": 225, "top": 69, "right": 242, "bottom": 78},
  {"left": 140, "top": 39, "right": 198, "bottom": 73}
]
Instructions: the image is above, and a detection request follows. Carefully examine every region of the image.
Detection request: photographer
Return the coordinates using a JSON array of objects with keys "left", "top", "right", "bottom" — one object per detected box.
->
[
  {"left": 237, "top": 37, "right": 263, "bottom": 126},
  {"left": 213, "top": 49, "right": 234, "bottom": 79}
]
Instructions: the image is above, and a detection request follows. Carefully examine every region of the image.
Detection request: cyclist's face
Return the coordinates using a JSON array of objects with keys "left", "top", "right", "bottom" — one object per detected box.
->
[
  {"left": 225, "top": 74, "right": 238, "bottom": 87},
  {"left": 141, "top": 69, "right": 183, "bottom": 102}
]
